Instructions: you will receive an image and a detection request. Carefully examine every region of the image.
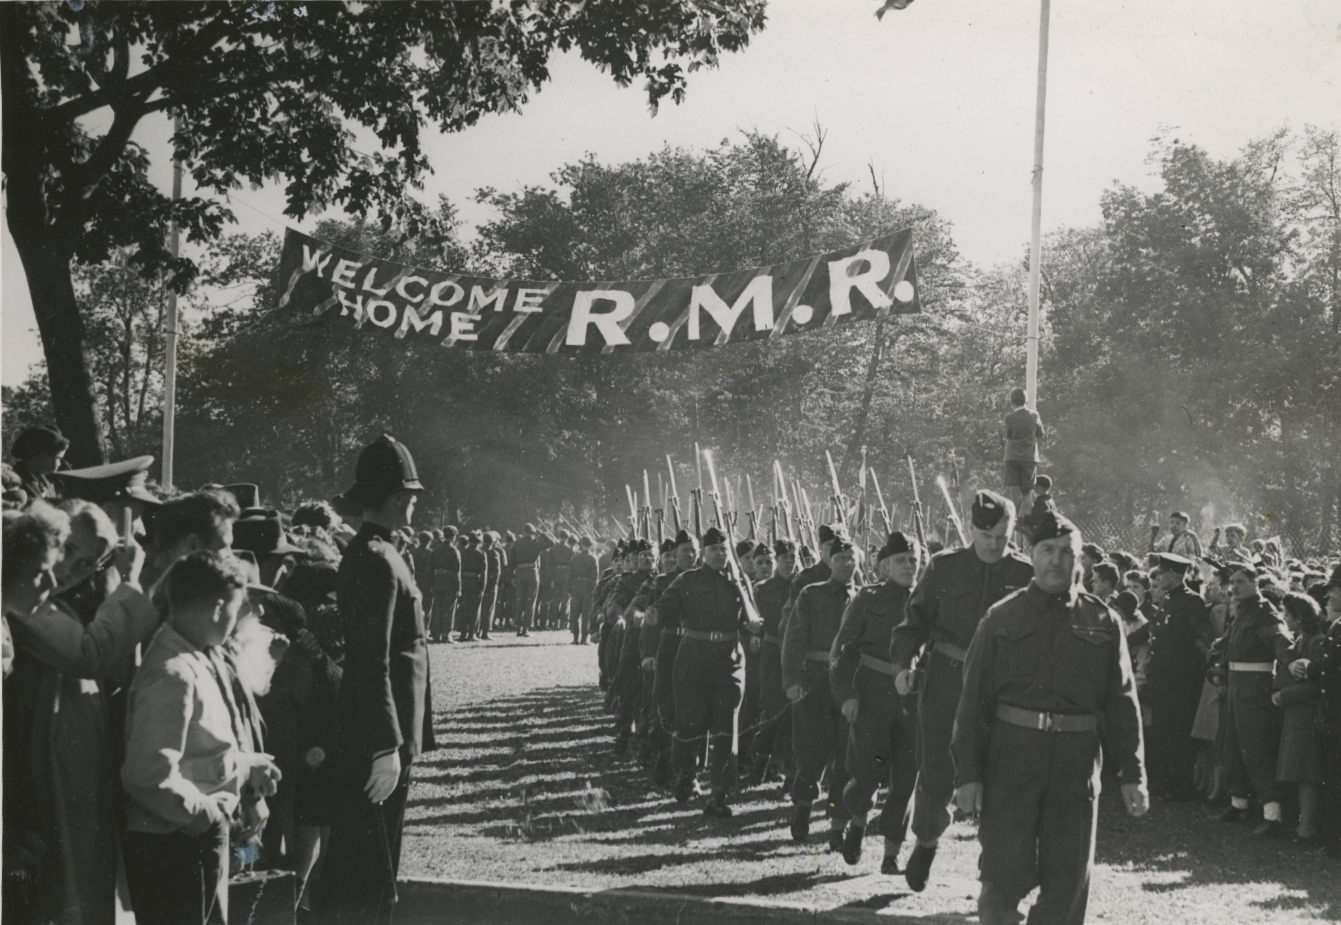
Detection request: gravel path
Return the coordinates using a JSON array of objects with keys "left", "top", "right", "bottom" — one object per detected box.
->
[{"left": 401, "top": 630, "right": 1341, "bottom": 922}]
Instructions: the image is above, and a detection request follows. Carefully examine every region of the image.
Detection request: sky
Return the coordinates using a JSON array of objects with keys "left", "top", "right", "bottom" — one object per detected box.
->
[{"left": 3, "top": 0, "right": 1339, "bottom": 386}]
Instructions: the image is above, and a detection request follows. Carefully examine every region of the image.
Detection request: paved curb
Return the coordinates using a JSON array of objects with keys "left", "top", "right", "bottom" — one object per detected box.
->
[{"left": 396, "top": 877, "right": 954, "bottom": 924}]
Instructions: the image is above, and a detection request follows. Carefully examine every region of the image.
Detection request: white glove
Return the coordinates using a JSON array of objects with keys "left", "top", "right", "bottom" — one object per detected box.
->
[{"left": 365, "top": 750, "right": 402, "bottom": 804}]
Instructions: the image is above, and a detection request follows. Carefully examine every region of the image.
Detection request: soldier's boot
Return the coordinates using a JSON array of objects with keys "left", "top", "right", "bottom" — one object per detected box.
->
[
  {"left": 841, "top": 822, "right": 865, "bottom": 866},
  {"left": 827, "top": 820, "right": 844, "bottom": 853},
  {"left": 674, "top": 770, "right": 700, "bottom": 804},
  {"left": 904, "top": 842, "right": 937, "bottom": 893},
  {"left": 613, "top": 728, "right": 630, "bottom": 758},
  {"left": 880, "top": 848, "right": 902, "bottom": 875},
  {"left": 789, "top": 803, "right": 811, "bottom": 843},
  {"left": 703, "top": 791, "right": 733, "bottom": 818},
  {"left": 780, "top": 771, "right": 795, "bottom": 800}
]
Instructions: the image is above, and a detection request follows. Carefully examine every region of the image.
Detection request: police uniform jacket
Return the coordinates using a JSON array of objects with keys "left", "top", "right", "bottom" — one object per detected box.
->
[
  {"left": 756, "top": 575, "right": 791, "bottom": 646},
  {"left": 951, "top": 582, "right": 1143, "bottom": 787},
  {"left": 1213, "top": 594, "right": 1293, "bottom": 693},
  {"left": 335, "top": 522, "right": 429, "bottom": 761},
  {"left": 460, "top": 544, "right": 486, "bottom": 594},
  {"left": 782, "top": 578, "right": 856, "bottom": 694},
  {"left": 1146, "top": 583, "right": 1216, "bottom": 691},
  {"left": 830, "top": 579, "right": 909, "bottom": 704},
  {"left": 655, "top": 566, "right": 745, "bottom": 636},
  {"left": 892, "top": 546, "right": 1032, "bottom": 669}
]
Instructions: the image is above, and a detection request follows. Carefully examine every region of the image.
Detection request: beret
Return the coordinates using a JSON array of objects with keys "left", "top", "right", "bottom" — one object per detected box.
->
[
  {"left": 701, "top": 526, "right": 729, "bottom": 547},
  {"left": 1030, "top": 510, "right": 1078, "bottom": 545},
  {"left": 627, "top": 538, "right": 652, "bottom": 554},
  {"left": 442, "top": 525, "right": 459, "bottom": 539},
  {"left": 829, "top": 535, "right": 855, "bottom": 555},
  {"left": 773, "top": 538, "right": 796, "bottom": 557},
  {"left": 971, "top": 490, "right": 1012, "bottom": 529},
  {"left": 752, "top": 542, "right": 772, "bottom": 558},
  {"left": 817, "top": 524, "right": 836, "bottom": 545},
  {"left": 877, "top": 531, "right": 917, "bottom": 561},
  {"left": 736, "top": 539, "right": 756, "bottom": 557},
  {"left": 673, "top": 529, "right": 697, "bottom": 547},
  {"left": 659, "top": 538, "right": 676, "bottom": 555}
]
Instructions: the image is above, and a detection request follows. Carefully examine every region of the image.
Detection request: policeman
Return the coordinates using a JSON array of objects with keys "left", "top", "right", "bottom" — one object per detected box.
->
[
  {"left": 952, "top": 511, "right": 1147, "bottom": 925},
  {"left": 1143, "top": 552, "right": 1216, "bottom": 800},
  {"left": 747, "top": 539, "right": 795, "bottom": 788},
  {"left": 456, "top": 532, "right": 486, "bottom": 642},
  {"left": 511, "top": 524, "right": 545, "bottom": 636},
  {"left": 317, "top": 435, "right": 431, "bottom": 924},
  {"left": 892, "top": 489, "right": 1033, "bottom": 892},
  {"left": 429, "top": 526, "right": 460, "bottom": 643},
  {"left": 610, "top": 539, "right": 655, "bottom": 756},
  {"left": 832, "top": 531, "right": 920, "bottom": 872},
  {"left": 1213, "top": 562, "right": 1294, "bottom": 836},
  {"left": 643, "top": 530, "right": 699, "bottom": 787},
  {"left": 783, "top": 535, "right": 860, "bottom": 850},
  {"left": 654, "top": 526, "right": 761, "bottom": 816},
  {"left": 569, "top": 535, "right": 601, "bottom": 645}
]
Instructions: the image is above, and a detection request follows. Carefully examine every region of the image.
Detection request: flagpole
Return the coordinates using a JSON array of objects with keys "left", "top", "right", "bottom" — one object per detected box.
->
[
  {"left": 161, "top": 111, "right": 183, "bottom": 492},
  {"left": 1025, "top": 0, "right": 1051, "bottom": 408}
]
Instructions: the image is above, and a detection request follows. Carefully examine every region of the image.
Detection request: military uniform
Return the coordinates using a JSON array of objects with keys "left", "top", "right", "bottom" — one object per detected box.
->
[
  {"left": 1144, "top": 570, "right": 1215, "bottom": 798},
  {"left": 610, "top": 554, "right": 654, "bottom": 753},
  {"left": 480, "top": 536, "right": 501, "bottom": 639},
  {"left": 428, "top": 532, "right": 461, "bottom": 642},
  {"left": 456, "top": 536, "right": 486, "bottom": 641},
  {"left": 893, "top": 543, "right": 1032, "bottom": 847},
  {"left": 570, "top": 545, "right": 600, "bottom": 644},
  {"left": 832, "top": 578, "right": 917, "bottom": 852},
  {"left": 1304, "top": 567, "right": 1341, "bottom": 855},
  {"left": 752, "top": 568, "right": 795, "bottom": 782},
  {"left": 510, "top": 529, "right": 546, "bottom": 635},
  {"left": 783, "top": 575, "right": 857, "bottom": 838},
  {"left": 952, "top": 576, "right": 1143, "bottom": 925},
  {"left": 546, "top": 539, "right": 575, "bottom": 629}
]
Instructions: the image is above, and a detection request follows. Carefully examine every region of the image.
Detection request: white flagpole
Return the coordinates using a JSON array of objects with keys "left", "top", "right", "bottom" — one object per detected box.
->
[
  {"left": 161, "top": 111, "right": 183, "bottom": 492},
  {"left": 1025, "top": 0, "right": 1051, "bottom": 408}
]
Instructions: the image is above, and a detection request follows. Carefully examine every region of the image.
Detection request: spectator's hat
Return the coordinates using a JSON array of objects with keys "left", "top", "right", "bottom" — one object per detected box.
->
[
  {"left": 334, "top": 434, "right": 424, "bottom": 507},
  {"left": 52, "top": 455, "right": 161, "bottom": 506},
  {"left": 1153, "top": 553, "right": 1193, "bottom": 574},
  {"left": 971, "top": 489, "right": 1011, "bottom": 529},
  {"left": 877, "top": 531, "right": 917, "bottom": 561},
  {"left": 10, "top": 426, "right": 69, "bottom": 461},
  {"left": 233, "top": 509, "right": 307, "bottom": 557},
  {"left": 225, "top": 483, "right": 260, "bottom": 509}
]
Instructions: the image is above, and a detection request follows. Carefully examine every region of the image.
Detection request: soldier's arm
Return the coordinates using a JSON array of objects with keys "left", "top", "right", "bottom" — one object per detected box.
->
[
  {"left": 781, "top": 587, "right": 811, "bottom": 693},
  {"left": 892, "top": 558, "right": 937, "bottom": 668},
  {"left": 1103, "top": 623, "right": 1146, "bottom": 787},
  {"left": 829, "top": 592, "right": 866, "bottom": 704},
  {"left": 950, "top": 613, "right": 996, "bottom": 787},
  {"left": 654, "top": 574, "right": 687, "bottom": 629}
]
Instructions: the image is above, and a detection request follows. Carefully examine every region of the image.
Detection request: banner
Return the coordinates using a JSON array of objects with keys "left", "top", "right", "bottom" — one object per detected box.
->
[{"left": 276, "top": 227, "right": 921, "bottom": 354}]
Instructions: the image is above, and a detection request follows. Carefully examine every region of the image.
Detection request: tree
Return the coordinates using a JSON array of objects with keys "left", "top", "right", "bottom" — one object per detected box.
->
[{"left": 0, "top": 0, "right": 768, "bottom": 465}]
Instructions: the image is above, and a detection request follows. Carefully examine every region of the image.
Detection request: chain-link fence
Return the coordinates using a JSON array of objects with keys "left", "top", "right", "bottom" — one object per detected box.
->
[{"left": 1064, "top": 515, "right": 1334, "bottom": 563}]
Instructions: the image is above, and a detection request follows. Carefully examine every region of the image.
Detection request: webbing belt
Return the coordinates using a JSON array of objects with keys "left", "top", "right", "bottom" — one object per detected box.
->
[
  {"left": 682, "top": 629, "right": 736, "bottom": 643},
  {"left": 995, "top": 703, "right": 1097, "bottom": 733},
  {"left": 934, "top": 639, "right": 968, "bottom": 663},
  {"left": 1229, "top": 661, "right": 1274, "bottom": 673},
  {"left": 859, "top": 653, "right": 898, "bottom": 676},
  {"left": 805, "top": 650, "right": 831, "bottom": 663}
]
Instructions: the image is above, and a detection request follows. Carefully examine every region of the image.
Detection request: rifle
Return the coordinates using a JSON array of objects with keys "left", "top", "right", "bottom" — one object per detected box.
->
[
  {"left": 691, "top": 488, "right": 703, "bottom": 544},
  {"left": 703, "top": 450, "right": 762, "bottom": 624},
  {"left": 643, "top": 470, "right": 653, "bottom": 539},
  {"left": 826, "top": 450, "right": 846, "bottom": 527},
  {"left": 800, "top": 487, "right": 817, "bottom": 548},
  {"left": 666, "top": 454, "right": 682, "bottom": 532},
  {"left": 626, "top": 484, "right": 638, "bottom": 539},
  {"left": 905, "top": 455, "right": 929, "bottom": 551},
  {"left": 870, "top": 469, "right": 893, "bottom": 534},
  {"left": 775, "top": 460, "right": 796, "bottom": 542},
  {"left": 936, "top": 474, "right": 968, "bottom": 547},
  {"left": 655, "top": 508, "right": 665, "bottom": 545}
]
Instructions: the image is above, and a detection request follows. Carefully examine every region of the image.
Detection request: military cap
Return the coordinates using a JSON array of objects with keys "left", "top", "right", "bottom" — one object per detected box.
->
[
  {"left": 772, "top": 538, "right": 796, "bottom": 557},
  {"left": 877, "top": 531, "right": 917, "bottom": 561},
  {"left": 735, "top": 539, "right": 755, "bottom": 558},
  {"left": 442, "top": 525, "right": 459, "bottom": 539},
  {"left": 1229, "top": 560, "right": 1260, "bottom": 580},
  {"left": 1170, "top": 511, "right": 1191, "bottom": 521},
  {"left": 1034, "top": 474, "right": 1053, "bottom": 492},
  {"left": 1081, "top": 542, "right": 1105, "bottom": 562},
  {"left": 580, "top": 535, "right": 594, "bottom": 547},
  {"left": 481, "top": 532, "right": 495, "bottom": 546},
  {"left": 673, "top": 529, "right": 697, "bottom": 548},
  {"left": 702, "top": 526, "right": 729, "bottom": 547},
  {"left": 1030, "top": 510, "right": 1077, "bottom": 545},
  {"left": 10, "top": 426, "right": 69, "bottom": 460},
  {"left": 1326, "top": 564, "right": 1341, "bottom": 591},
  {"left": 468, "top": 530, "right": 482, "bottom": 542},
  {"left": 233, "top": 509, "right": 307, "bottom": 557},
  {"left": 52, "top": 455, "right": 161, "bottom": 506},
  {"left": 524, "top": 522, "right": 537, "bottom": 532},
  {"left": 816, "top": 524, "right": 836, "bottom": 545},
  {"left": 829, "top": 535, "right": 856, "bottom": 556},
  {"left": 659, "top": 538, "right": 676, "bottom": 555},
  {"left": 1152, "top": 553, "right": 1193, "bottom": 574},
  {"left": 614, "top": 539, "right": 629, "bottom": 556},
  {"left": 971, "top": 490, "right": 1012, "bottom": 530},
  {"left": 334, "top": 434, "right": 424, "bottom": 506},
  {"left": 752, "top": 542, "right": 772, "bottom": 558},
  {"left": 628, "top": 538, "right": 652, "bottom": 554}
]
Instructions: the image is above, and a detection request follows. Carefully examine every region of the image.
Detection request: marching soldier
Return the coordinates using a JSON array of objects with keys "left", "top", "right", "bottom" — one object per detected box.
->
[
  {"left": 629, "top": 539, "right": 679, "bottom": 766},
  {"left": 456, "top": 532, "right": 486, "bottom": 642},
  {"left": 952, "top": 511, "right": 1146, "bottom": 925},
  {"left": 511, "top": 524, "right": 545, "bottom": 637},
  {"left": 570, "top": 535, "right": 601, "bottom": 645},
  {"left": 479, "top": 531, "right": 501, "bottom": 640},
  {"left": 596, "top": 541, "right": 625, "bottom": 690},
  {"left": 537, "top": 536, "right": 556, "bottom": 629},
  {"left": 317, "top": 434, "right": 431, "bottom": 925},
  {"left": 547, "top": 529, "right": 575, "bottom": 630},
  {"left": 642, "top": 530, "right": 699, "bottom": 787},
  {"left": 783, "top": 535, "right": 860, "bottom": 850},
  {"left": 428, "top": 526, "right": 460, "bottom": 643},
  {"left": 831, "top": 531, "right": 921, "bottom": 872},
  {"left": 653, "top": 527, "right": 761, "bottom": 816},
  {"left": 610, "top": 539, "right": 655, "bottom": 756},
  {"left": 736, "top": 539, "right": 764, "bottom": 771},
  {"left": 892, "top": 490, "right": 1033, "bottom": 892},
  {"left": 748, "top": 539, "right": 797, "bottom": 790}
]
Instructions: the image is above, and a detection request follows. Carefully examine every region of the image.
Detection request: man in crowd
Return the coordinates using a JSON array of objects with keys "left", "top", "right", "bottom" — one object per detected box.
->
[
  {"left": 892, "top": 490, "right": 1034, "bottom": 893},
  {"left": 7, "top": 426, "right": 69, "bottom": 502},
  {"left": 609, "top": 538, "right": 655, "bottom": 756},
  {"left": 1001, "top": 387, "right": 1044, "bottom": 504},
  {"left": 317, "top": 434, "right": 430, "bottom": 924},
  {"left": 1151, "top": 511, "right": 1204, "bottom": 558},
  {"left": 748, "top": 539, "right": 795, "bottom": 788},
  {"left": 952, "top": 510, "right": 1146, "bottom": 925}
]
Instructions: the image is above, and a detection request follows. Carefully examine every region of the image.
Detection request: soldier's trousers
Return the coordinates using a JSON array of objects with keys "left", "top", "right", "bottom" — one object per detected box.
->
[
  {"left": 515, "top": 569, "right": 539, "bottom": 632},
  {"left": 1146, "top": 682, "right": 1201, "bottom": 795},
  {"left": 740, "top": 635, "right": 761, "bottom": 762},
  {"left": 672, "top": 637, "right": 744, "bottom": 793},
  {"left": 598, "top": 619, "right": 617, "bottom": 687},
  {"left": 569, "top": 586, "right": 595, "bottom": 641},
  {"left": 1224, "top": 676, "right": 1283, "bottom": 805},
  {"left": 480, "top": 585, "right": 498, "bottom": 635},
  {"left": 977, "top": 722, "right": 1101, "bottom": 925},
  {"left": 456, "top": 588, "right": 483, "bottom": 638},
  {"left": 429, "top": 590, "right": 457, "bottom": 640},
  {"left": 912, "top": 648, "right": 964, "bottom": 842},
  {"left": 791, "top": 664, "right": 850, "bottom": 821},
  {"left": 752, "top": 639, "right": 792, "bottom": 771},
  {"left": 614, "top": 620, "right": 644, "bottom": 733},
  {"left": 652, "top": 630, "right": 683, "bottom": 755},
  {"left": 842, "top": 671, "right": 918, "bottom": 842}
]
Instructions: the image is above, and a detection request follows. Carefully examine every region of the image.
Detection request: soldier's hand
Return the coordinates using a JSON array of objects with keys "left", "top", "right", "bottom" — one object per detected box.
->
[
  {"left": 645, "top": 607, "right": 659, "bottom": 626},
  {"left": 1271, "top": 691, "right": 1283, "bottom": 707},
  {"left": 366, "top": 750, "right": 402, "bottom": 804},
  {"left": 895, "top": 669, "right": 915, "bottom": 697},
  {"left": 955, "top": 782, "right": 983, "bottom": 815},
  {"left": 641, "top": 657, "right": 655, "bottom": 671},
  {"left": 1290, "top": 658, "right": 1310, "bottom": 680},
  {"left": 840, "top": 698, "right": 859, "bottom": 722},
  {"left": 1121, "top": 782, "right": 1149, "bottom": 817},
  {"left": 749, "top": 635, "right": 762, "bottom": 653},
  {"left": 786, "top": 684, "right": 803, "bottom": 702}
]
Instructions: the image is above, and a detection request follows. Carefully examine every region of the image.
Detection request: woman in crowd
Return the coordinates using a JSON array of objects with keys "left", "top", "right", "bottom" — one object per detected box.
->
[{"left": 1276, "top": 592, "right": 1327, "bottom": 843}]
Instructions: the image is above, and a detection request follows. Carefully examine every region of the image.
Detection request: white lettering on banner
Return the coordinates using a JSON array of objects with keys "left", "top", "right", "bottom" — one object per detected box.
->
[
  {"left": 396, "top": 276, "right": 429, "bottom": 303},
  {"left": 366, "top": 300, "right": 398, "bottom": 328},
  {"left": 331, "top": 259, "right": 362, "bottom": 289},
  {"left": 468, "top": 285, "right": 509, "bottom": 313},
  {"left": 336, "top": 289, "right": 364, "bottom": 323},
  {"left": 430, "top": 280, "right": 464, "bottom": 308},
  {"left": 301, "top": 245, "right": 332, "bottom": 276},
  {"left": 513, "top": 288, "right": 547, "bottom": 313},
  {"left": 827, "top": 249, "right": 893, "bottom": 316},
  {"left": 361, "top": 267, "right": 394, "bottom": 296},
  {"left": 450, "top": 312, "right": 481, "bottom": 341},
  {"left": 567, "top": 290, "right": 634, "bottom": 346},
  {"left": 396, "top": 305, "right": 444, "bottom": 339},
  {"left": 688, "top": 275, "right": 775, "bottom": 341}
]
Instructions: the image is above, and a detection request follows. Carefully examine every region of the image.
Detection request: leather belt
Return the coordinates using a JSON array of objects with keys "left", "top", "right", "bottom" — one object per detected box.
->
[
  {"left": 805, "top": 650, "right": 831, "bottom": 663},
  {"left": 663, "top": 626, "right": 685, "bottom": 637},
  {"left": 995, "top": 703, "right": 1097, "bottom": 733},
  {"left": 934, "top": 639, "right": 968, "bottom": 663},
  {"left": 461, "top": 571, "right": 484, "bottom": 578},
  {"left": 682, "top": 629, "right": 736, "bottom": 643},
  {"left": 1229, "top": 661, "right": 1274, "bottom": 673},
  {"left": 860, "top": 653, "right": 898, "bottom": 676},
  {"left": 764, "top": 634, "right": 782, "bottom": 647}
]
